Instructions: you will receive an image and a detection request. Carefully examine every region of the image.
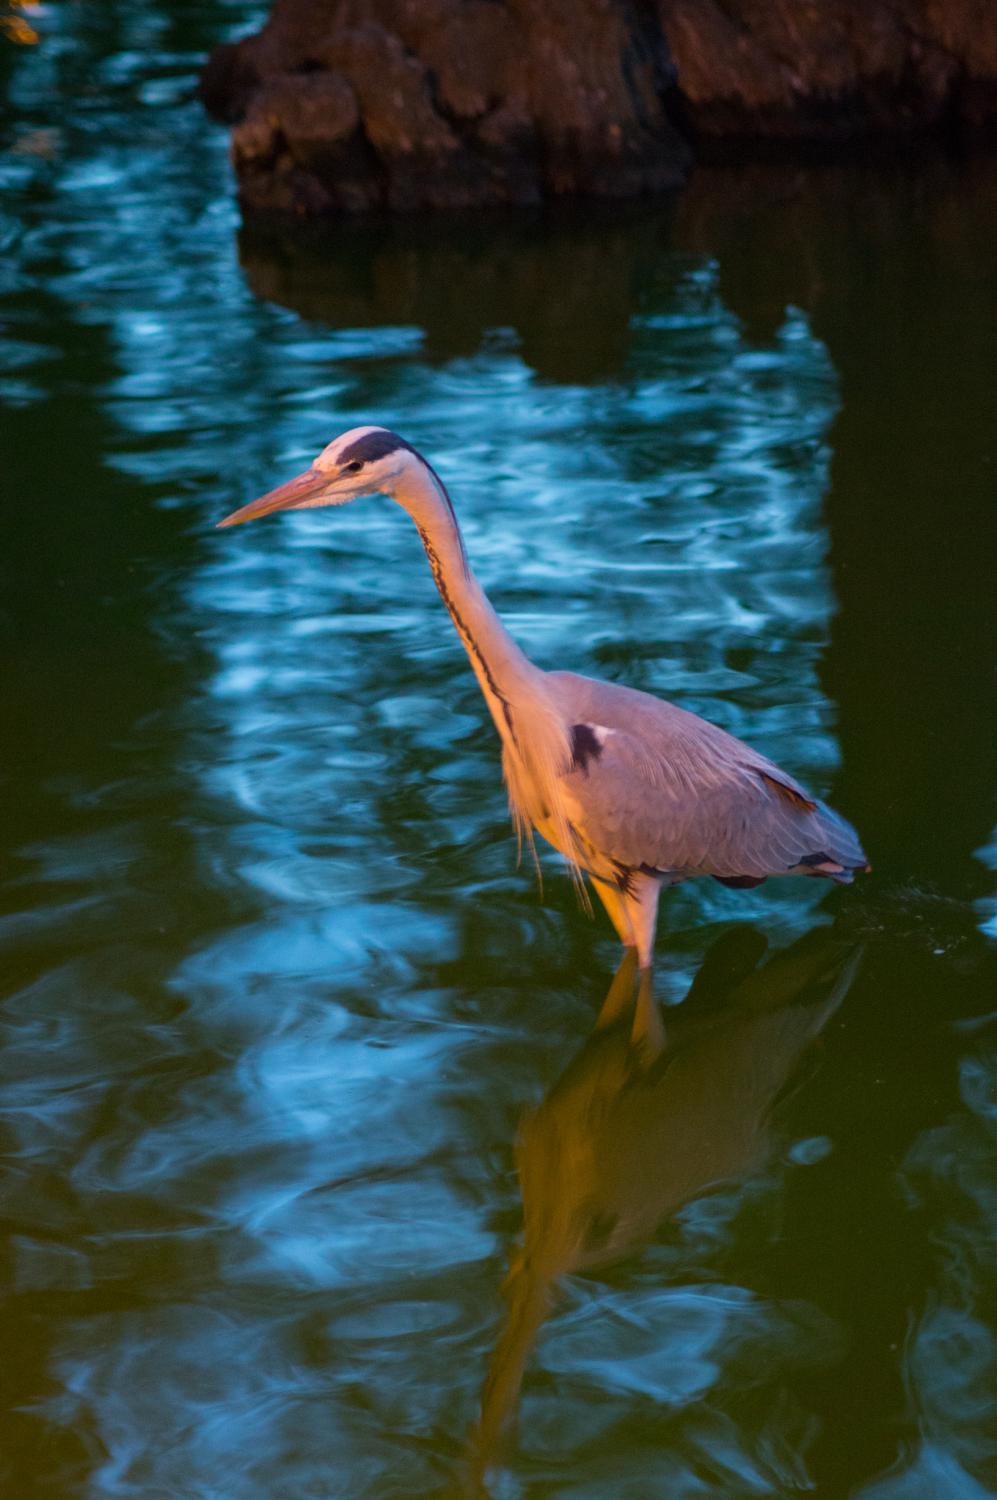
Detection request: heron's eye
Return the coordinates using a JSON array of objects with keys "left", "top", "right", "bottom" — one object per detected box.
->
[{"left": 342, "top": 460, "right": 363, "bottom": 474}]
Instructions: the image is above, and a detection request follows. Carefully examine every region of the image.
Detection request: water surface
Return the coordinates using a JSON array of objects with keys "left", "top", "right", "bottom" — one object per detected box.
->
[{"left": 2, "top": 8, "right": 996, "bottom": 1498}]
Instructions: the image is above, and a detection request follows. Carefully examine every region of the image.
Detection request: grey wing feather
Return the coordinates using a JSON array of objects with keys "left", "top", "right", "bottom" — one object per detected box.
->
[{"left": 547, "top": 672, "right": 868, "bottom": 880}]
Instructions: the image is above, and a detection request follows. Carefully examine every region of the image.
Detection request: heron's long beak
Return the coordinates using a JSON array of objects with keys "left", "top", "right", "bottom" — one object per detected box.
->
[{"left": 216, "top": 466, "right": 330, "bottom": 528}]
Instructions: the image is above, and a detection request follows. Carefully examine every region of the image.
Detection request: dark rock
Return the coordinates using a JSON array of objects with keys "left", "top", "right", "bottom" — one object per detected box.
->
[
  {"left": 201, "top": 0, "right": 691, "bottom": 215},
  {"left": 660, "top": 0, "right": 997, "bottom": 148},
  {"left": 234, "top": 72, "right": 366, "bottom": 215},
  {"left": 200, "top": 0, "right": 997, "bottom": 216}
]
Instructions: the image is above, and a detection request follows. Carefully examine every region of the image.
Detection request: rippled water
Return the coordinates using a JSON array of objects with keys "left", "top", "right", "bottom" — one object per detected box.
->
[{"left": 2, "top": 7, "right": 996, "bottom": 1498}]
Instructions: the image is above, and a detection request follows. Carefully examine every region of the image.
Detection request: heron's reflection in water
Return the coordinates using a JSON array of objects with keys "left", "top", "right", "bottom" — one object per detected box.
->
[{"left": 466, "top": 928, "right": 862, "bottom": 1491}]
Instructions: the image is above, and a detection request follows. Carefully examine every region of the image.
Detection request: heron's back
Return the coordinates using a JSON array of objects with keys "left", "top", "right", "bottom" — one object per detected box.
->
[{"left": 543, "top": 671, "right": 868, "bottom": 883}]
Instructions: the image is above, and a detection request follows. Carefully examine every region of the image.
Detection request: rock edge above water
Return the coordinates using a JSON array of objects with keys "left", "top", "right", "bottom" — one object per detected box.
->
[{"left": 200, "top": 0, "right": 997, "bottom": 216}]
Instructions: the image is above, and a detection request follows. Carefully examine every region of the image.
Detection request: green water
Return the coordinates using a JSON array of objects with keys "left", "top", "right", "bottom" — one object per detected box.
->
[{"left": 2, "top": 7, "right": 996, "bottom": 1498}]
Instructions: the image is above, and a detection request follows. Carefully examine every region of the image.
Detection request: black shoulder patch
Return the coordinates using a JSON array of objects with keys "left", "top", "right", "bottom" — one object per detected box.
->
[
  {"left": 338, "top": 429, "right": 412, "bottom": 467},
  {"left": 713, "top": 874, "right": 768, "bottom": 889},
  {"left": 570, "top": 723, "right": 603, "bottom": 774}
]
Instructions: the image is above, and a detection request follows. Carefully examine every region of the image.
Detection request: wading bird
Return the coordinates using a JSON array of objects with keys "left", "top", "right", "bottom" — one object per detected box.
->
[{"left": 219, "top": 427, "right": 869, "bottom": 996}]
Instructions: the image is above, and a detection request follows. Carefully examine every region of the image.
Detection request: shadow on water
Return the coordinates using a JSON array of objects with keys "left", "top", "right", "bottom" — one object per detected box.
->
[
  {"left": 237, "top": 203, "right": 677, "bottom": 386},
  {"left": 463, "top": 928, "right": 863, "bottom": 1495}
]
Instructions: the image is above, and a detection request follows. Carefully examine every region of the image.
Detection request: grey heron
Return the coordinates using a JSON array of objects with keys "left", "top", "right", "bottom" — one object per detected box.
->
[{"left": 218, "top": 426, "right": 869, "bottom": 990}]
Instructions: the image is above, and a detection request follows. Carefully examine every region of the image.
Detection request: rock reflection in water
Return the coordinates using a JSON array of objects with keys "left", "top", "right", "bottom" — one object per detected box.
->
[
  {"left": 237, "top": 207, "right": 672, "bottom": 384},
  {"left": 468, "top": 928, "right": 862, "bottom": 1490}
]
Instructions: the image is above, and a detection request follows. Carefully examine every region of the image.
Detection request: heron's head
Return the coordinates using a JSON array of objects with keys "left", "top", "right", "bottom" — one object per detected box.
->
[{"left": 217, "top": 426, "right": 419, "bottom": 528}]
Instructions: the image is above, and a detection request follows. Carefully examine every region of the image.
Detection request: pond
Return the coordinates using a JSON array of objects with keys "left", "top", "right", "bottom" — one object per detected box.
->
[{"left": 2, "top": 6, "right": 995, "bottom": 1497}]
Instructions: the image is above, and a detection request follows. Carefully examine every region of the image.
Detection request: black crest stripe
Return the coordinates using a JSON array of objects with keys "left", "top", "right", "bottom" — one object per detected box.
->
[{"left": 337, "top": 429, "right": 408, "bottom": 466}]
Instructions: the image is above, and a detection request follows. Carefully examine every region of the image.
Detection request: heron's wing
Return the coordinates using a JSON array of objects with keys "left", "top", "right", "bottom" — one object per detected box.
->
[{"left": 547, "top": 672, "right": 867, "bottom": 881}]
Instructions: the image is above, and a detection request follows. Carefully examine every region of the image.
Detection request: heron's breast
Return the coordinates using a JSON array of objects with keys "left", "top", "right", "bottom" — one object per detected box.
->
[{"left": 533, "top": 804, "right": 617, "bottom": 882}]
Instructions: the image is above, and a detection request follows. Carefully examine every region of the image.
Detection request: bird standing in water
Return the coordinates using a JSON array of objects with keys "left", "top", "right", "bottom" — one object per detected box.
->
[{"left": 219, "top": 427, "right": 868, "bottom": 997}]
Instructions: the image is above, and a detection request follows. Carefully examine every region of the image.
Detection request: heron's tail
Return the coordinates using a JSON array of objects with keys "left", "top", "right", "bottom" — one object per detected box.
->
[{"left": 790, "top": 798, "right": 871, "bottom": 883}]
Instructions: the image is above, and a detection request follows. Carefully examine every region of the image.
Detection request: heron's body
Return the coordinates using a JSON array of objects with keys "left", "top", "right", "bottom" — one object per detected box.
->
[{"left": 220, "top": 426, "right": 869, "bottom": 974}]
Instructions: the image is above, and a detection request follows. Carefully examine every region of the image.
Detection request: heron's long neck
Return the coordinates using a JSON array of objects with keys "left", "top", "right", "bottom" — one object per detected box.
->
[{"left": 392, "top": 463, "right": 541, "bottom": 748}]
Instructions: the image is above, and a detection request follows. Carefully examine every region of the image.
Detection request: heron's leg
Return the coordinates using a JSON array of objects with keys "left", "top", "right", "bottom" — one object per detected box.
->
[
  {"left": 623, "top": 875, "right": 661, "bottom": 972},
  {"left": 591, "top": 877, "right": 635, "bottom": 949},
  {"left": 595, "top": 946, "right": 639, "bottom": 1030},
  {"left": 591, "top": 878, "right": 639, "bottom": 1028},
  {"left": 624, "top": 876, "right": 666, "bottom": 1060}
]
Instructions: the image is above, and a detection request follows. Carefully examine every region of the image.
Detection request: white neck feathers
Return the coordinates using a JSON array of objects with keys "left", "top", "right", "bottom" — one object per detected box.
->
[{"left": 390, "top": 457, "right": 575, "bottom": 866}]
